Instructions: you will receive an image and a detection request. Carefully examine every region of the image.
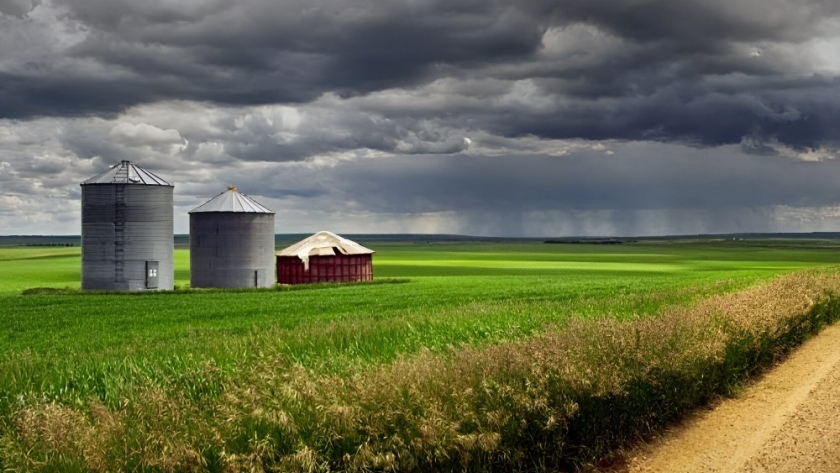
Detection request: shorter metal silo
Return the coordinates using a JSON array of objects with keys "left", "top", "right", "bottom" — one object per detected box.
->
[{"left": 189, "top": 186, "right": 276, "bottom": 288}]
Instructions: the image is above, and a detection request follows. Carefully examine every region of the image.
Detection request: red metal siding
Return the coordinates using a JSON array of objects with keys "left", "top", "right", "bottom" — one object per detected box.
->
[{"left": 277, "top": 254, "right": 373, "bottom": 285}]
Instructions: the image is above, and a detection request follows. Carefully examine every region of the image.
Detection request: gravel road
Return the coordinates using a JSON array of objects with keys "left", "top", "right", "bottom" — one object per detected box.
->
[{"left": 620, "top": 322, "right": 840, "bottom": 473}]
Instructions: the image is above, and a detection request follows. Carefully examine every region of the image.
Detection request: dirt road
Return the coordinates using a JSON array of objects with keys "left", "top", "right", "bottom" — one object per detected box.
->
[{"left": 621, "top": 322, "right": 840, "bottom": 473}]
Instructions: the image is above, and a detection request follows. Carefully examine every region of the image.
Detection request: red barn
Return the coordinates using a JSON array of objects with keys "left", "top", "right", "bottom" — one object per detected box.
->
[{"left": 276, "top": 231, "right": 374, "bottom": 284}]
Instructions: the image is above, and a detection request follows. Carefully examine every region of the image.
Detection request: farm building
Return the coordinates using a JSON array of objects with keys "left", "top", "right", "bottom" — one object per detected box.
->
[
  {"left": 189, "top": 186, "right": 276, "bottom": 288},
  {"left": 80, "top": 160, "right": 174, "bottom": 291},
  {"left": 277, "top": 231, "right": 374, "bottom": 284}
]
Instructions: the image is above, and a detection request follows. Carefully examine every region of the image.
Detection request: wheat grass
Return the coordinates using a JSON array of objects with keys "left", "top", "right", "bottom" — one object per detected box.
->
[{"left": 4, "top": 271, "right": 836, "bottom": 471}]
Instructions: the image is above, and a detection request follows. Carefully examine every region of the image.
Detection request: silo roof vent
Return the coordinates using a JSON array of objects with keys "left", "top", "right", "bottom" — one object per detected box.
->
[
  {"left": 81, "top": 160, "right": 172, "bottom": 186},
  {"left": 189, "top": 186, "right": 274, "bottom": 214}
]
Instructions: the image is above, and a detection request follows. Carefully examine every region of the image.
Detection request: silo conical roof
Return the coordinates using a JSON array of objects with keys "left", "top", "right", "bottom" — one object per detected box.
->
[
  {"left": 81, "top": 160, "right": 172, "bottom": 186},
  {"left": 189, "top": 186, "right": 274, "bottom": 214}
]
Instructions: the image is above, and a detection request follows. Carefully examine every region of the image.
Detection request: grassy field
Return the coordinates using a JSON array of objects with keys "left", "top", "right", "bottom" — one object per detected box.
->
[{"left": 2, "top": 240, "right": 840, "bottom": 471}]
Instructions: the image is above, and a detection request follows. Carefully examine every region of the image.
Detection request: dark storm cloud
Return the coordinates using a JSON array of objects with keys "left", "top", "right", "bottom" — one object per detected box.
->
[
  {"left": 2, "top": 0, "right": 840, "bottom": 150},
  {"left": 1, "top": 0, "right": 543, "bottom": 116},
  {"left": 66, "top": 0, "right": 541, "bottom": 82},
  {"left": 317, "top": 148, "right": 840, "bottom": 215},
  {"left": 536, "top": 0, "right": 840, "bottom": 44},
  {"left": 468, "top": 77, "right": 840, "bottom": 149},
  {"left": 0, "top": 0, "right": 39, "bottom": 17}
]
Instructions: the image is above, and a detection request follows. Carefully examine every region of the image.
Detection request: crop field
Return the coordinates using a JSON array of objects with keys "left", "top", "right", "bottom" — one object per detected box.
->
[{"left": 2, "top": 239, "right": 840, "bottom": 471}]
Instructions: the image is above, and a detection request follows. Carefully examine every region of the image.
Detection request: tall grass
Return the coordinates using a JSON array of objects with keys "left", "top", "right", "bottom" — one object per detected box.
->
[{"left": 2, "top": 270, "right": 839, "bottom": 471}]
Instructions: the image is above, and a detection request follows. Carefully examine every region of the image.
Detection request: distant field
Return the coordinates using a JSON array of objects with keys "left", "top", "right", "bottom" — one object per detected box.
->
[
  {"left": 3, "top": 242, "right": 840, "bottom": 365},
  {"left": 2, "top": 240, "right": 840, "bottom": 471}
]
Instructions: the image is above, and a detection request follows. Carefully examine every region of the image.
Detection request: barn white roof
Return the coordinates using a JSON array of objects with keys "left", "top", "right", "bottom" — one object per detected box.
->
[
  {"left": 189, "top": 186, "right": 274, "bottom": 214},
  {"left": 278, "top": 231, "right": 373, "bottom": 268},
  {"left": 81, "top": 160, "right": 172, "bottom": 186}
]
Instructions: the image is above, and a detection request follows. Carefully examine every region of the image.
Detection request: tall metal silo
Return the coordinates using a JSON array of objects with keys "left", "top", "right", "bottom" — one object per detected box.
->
[
  {"left": 80, "top": 160, "right": 174, "bottom": 291},
  {"left": 189, "top": 186, "right": 276, "bottom": 288}
]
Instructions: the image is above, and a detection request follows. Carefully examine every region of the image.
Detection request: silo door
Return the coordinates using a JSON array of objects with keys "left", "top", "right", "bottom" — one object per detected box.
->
[
  {"left": 146, "top": 261, "right": 159, "bottom": 289},
  {"left": 255, "top": 269, "right": 268, "bottom": 287}
]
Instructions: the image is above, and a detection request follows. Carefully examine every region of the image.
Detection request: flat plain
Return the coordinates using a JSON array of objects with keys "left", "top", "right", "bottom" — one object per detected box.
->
[{"left": 2, "top": 239, "right": 840, "bottom": 471}]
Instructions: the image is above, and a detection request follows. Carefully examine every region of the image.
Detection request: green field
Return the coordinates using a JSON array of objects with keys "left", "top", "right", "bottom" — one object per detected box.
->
[
  {"left": 2, "top": 240, "right": 840, "bottom": 471},
  {"left": 3, "top": 242, "right": 839, "bottom": 375}
]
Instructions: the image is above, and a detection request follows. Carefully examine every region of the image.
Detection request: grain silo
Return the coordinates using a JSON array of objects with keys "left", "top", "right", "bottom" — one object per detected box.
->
[
  {"left": 277, "top": 231, "right": 373, "bottom": 284},
  {"left": 80, "top": 160, "right": 174, "bottom": 291},
  {"left": 189, "top": 186, "right": 276, "bottom": 288}
]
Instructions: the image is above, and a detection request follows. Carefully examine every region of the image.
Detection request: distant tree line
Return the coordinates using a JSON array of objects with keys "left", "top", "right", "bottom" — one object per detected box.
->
[
  {"left": 24, "top": 243, "right": 76, "bottom": 247},
  {"left": 544, "top": 239, "right": 634, "bottom": 245}
]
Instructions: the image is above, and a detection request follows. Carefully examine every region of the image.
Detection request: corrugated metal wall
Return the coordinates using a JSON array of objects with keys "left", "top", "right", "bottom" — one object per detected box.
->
[
  {"left": 277, "top": 254, "right": 373, "bottom": 285},
  {"left": 190, "top": 213, "right": 276, "bottom": 288},
  {"left": 81, "top": 185, "right": 174, "bottom": 290}
]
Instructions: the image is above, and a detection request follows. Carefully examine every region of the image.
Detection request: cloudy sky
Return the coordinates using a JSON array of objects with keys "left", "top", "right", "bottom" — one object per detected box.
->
[{"left": 2, "top": 0, "right": 840, "bottom": 236}]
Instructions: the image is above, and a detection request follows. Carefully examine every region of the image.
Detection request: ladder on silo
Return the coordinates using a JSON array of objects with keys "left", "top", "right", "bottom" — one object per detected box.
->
[{"left": 114, "top": 184, "right": 126, "bottom": 285}]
